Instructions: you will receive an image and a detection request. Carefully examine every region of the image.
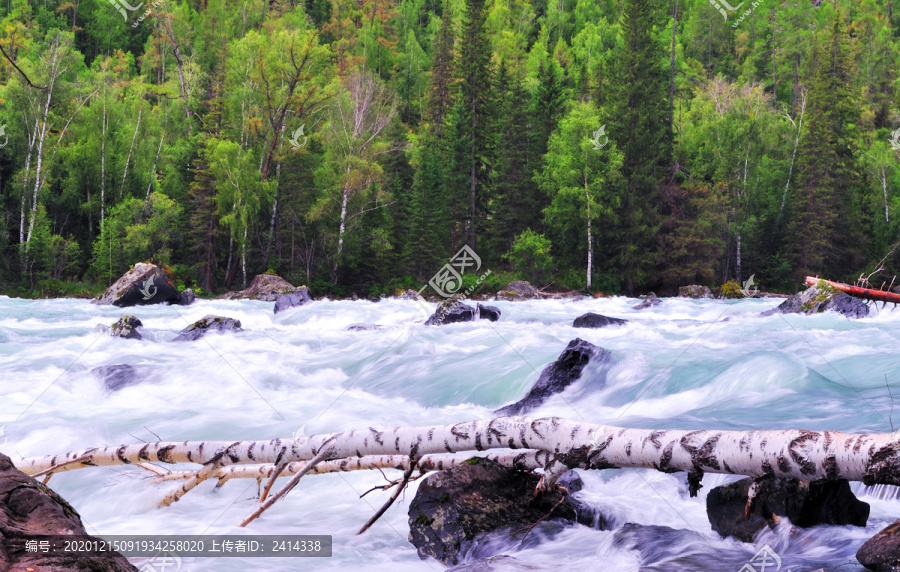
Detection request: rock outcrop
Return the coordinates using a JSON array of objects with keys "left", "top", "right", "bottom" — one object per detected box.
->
[
  {"left": 273, "top": 286, "right": 312, "bottom": 314},
  {"left": 631, "top": 292, "right": 661, "bottom": 310},
  {"left": 476, "top": 304, "right": 501, "bottom": 322},
  {"left": 572, "top": 312, "right": 627, "bottom": 328},
  {"left": 94, "top": 315, "right": 143, "bottom": 340},
  {"left": 425, "top": 299, "right": 478, "bottom": 325},
  {"left": 766, "top": 282, "right": 869, "bottom": 319},
  {"left": 706, "top": 476, "right": 869, "bottom": 542},
  {"left": 678, "top": 285, "right": 714, "bottom": 299},
  {"left": 92, "top": 262, "right": 181, "bottom": 307},
  {"left": 178, "top": 288, "right": 197, "bottom": 305},
  {"left": 219, "top": 274, "right": 301, "bottom": 301},
  {"left": 0, "top": 451, "right": 138, "bottom": 571},
  {"left": 408, "top": 458, "right": 596, "bottom": 565},
  {"left": 496, "top": 338, "right": 610, "bottom": 416},
  {"left": 496, "top": 281, "right": 539, "bottom": 301},
  {"left": 857, "top": 521, "right": 900, "bottom": 572},
  {"left": 171, "top": 315, "right": 243, "bottom": 342}
]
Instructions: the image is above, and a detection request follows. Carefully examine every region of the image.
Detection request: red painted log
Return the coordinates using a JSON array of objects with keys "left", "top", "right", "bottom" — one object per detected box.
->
[{"left": 804, "top": 276, "right": 900, "bottom": 304}]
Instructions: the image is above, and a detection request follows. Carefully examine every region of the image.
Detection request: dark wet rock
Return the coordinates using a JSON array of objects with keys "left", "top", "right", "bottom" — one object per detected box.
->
[
  {"left": 273, "top": 286, "right": 312, "bottom": 314},
  {"left": 631, "top": 292, "right": 661, "bottom": 310},
  {"left": 219, "top": 273, "right": 300, "bottom": 301},
  {"left": 706, "top": 477, "right": 869, "bottom": 542},
  {"left": 496, "top": 281, "right": 539, "bottom": 301},
  {"left": 572, "top": 312, "right": 627, "bottom": 328},
  {"left": 449, "top": 555, "right": 541, "bottom": 571},
  {"left": 764, "top": 283, "right": 869, "bottom": 319},
  {"left": 425, "top": 298, "right": 478, "bottom": 326},
  {"left": 407, "top": 458, "right": 597, "bottom": 566},
  {"left": 678, "top": 285, "right": 714, "bottom": 299},
  {"left": 477, "top": 304, "right": 501, "bottom": 322},
  {"left": 346, "top": 323, "right": 384, "bottom": 331},
  {"left": 857, "top": 520, "right": 900, "bottom": 572},
  {"left": 368, "top": 295, "right": 381, "bottom": 302},
  {"left": 94, "top": 315, "right": 143, "bottom": 339},
  {"left": 171, "top": 315, "right": 243, "bottom": 342},
  {"left": 91, "top": 364, "right": 151, "bottom": 392},
  {"left": 92, "top": 262, "right": 180, "bottom": 307},
  {"left": 178, "top": 288, "right": 196, "bottom": 305},
  {"left": 0, "top": 451, "right": 138, "bottom": 571},
  {"left": 496, "top": 338, "right": 610, "bottom": 416}
]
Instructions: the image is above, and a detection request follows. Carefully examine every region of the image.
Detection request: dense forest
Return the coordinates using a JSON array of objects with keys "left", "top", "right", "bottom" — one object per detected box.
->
[{"left": 0, "top": 0, "right": 898, "bottom": 298}]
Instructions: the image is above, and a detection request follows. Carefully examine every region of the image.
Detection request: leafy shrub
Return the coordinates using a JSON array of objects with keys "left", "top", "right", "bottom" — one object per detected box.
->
[{"left": 504, "top": 230, "right": 554, "bottom": 285}]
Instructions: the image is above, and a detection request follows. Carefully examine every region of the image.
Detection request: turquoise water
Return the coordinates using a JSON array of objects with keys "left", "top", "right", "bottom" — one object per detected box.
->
[{"left": 1, "top": 294, "right": 899, "bottom": 570}]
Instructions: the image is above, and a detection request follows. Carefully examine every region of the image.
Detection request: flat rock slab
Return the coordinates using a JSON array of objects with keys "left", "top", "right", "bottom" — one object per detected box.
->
[
  {"left": 707, "top": 476, "right": 869, "bottom": 542},
  {"left": 408, "top": 458, "right": 595, "bottom": 566},
  {"left": 572, "top": 312, "right": 627, "bottom": 328},
  {"left": 496, "top": 281, "right": 539, "bottom": 300},
  {"left": 171, "top": 315, "right": 243, "bottom": 342},
  {"left": 92, "top": 262, "right": 180, "bottom": 307},
  {"left": 0, "top": 452, "right": 138, "bottom": 571},
  {"left": 858, "top": 521, "right": 900, "bottom": 572},
  {"left": 678, "top": 285, "right": 714, "bottom": 299},
  {"left": 220, "top": 274, "right": 300, "bottom": 301},
  {"left": 496, "top": 338, "right": 610, "bottom": 416}
]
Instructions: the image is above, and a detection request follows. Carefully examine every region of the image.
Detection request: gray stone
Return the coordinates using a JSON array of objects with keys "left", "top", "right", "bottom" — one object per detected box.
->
[
  {"left": 220, "top": 274, "right": 300, "bottom": 301},
  {"left": 631, "top": 292, "right": 661, "bottom": 310},
  {"left": 572, "top": 312, "right": 627, "bottom": 328},
  {"left": 92, "top": 262, "right": 180, "bottom": 307},
  {"left": 766, "top": 283, "right": 869, "bottom": 319},
  {"left": 171, "top": 315, "right": 243, "bottom": 342},
  {"left": 273, "top": 286, "right": 312, "bottom": 314},
  {"left": 425, "top": 299, "right": 478, "bottom": 326},
  {"left": 477, "top": 304, "right": 501, "bottom": 322},
  {"left": 857, "top": 521, "right": 900, "bottom": 572},
  {"left": 178, "top": 288, "right": 197, "bottom": 305},
  {"left": 496, "top": 281, "right": 539, "bottom": 301},
  {"left": 678, "top": 285, "right": 714, "bottom": 299}
]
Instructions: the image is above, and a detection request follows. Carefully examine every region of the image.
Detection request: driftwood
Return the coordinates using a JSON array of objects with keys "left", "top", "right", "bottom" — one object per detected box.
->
[
  {"left": 14, "top": 417, "right": 900, "bottom": 528},
  {"left": 805, "top": 275, "right": 900, "bottom": 305}
]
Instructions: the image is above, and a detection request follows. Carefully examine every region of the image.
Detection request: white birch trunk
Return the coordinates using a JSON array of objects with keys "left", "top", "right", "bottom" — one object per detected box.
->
[
  {"left": 25, "top": 80, "right": 54, "bottom": 247},
  {"left": 147, "top": 126, "right": 166, "bottom": 198},
  {"left": 778, "top": 90, "right": 806, "bottom": 222},
  {"left": 120, "top": 104, "right": 142, "bottom": 199},
  {"left": 585, "top": 178, "right": 592, "bottom": 292},
  {"left": 100, "top": 95, "right": 107, "bottom": 224},
  {"left": 17, "top": 417, "right": 900, "bottom": 491}
]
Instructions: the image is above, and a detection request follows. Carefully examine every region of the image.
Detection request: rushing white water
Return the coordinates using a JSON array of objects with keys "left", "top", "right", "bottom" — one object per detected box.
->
[{"left": 2, "top": 294, "right": 900, "bottom": 571}]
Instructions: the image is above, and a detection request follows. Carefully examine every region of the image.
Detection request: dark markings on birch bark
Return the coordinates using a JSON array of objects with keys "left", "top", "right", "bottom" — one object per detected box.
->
[
  {"left": 116, "top": 447, "right": 131, "bottom": 464},
  {"left": 656, "top": 442, "right": 676, "bottom": 473},
  {"left": 788, "top": 432, "right": 818, "bottom": 476},
  {"left": 156, "top": 445, "right": 176, "bottom": 463},
  {"left": 444, "top": 439, "right": 453, "bottom": 453},
  {"left": 530, "top": 420, "right": 545, "bottom": 440},
  {"left": 761, "top": 459, "right": 775, "bottom": 476},
  {"left": 648, "top": 430, "right": 665, "bottom": 449},
  {"left": 863, "top": 445, "right": 900, "bottom": 486},
  {"left": 451, "top": 425, "right": 470, "bottom": 441},
  {"left": 138, "top": 444, "right": 151, "bottom": 461},
  {"left": 777, "top": 455, "right": 791, "bottom": 473},
  {"left": 369, "top": 428, "right": 384, "bottom": 445},
  {"left": 519, "top": 426, "right": 528, "bottom": 448},
  {"left": 824, "top": 455, "right": 840, "bottom": 480},
  {"left": 625, "top": 441, "right": 632, "bottom": 457},
  {"left": 475, "top": 433, "right": 484, "bottom": 451},
  {"left": 394, "top": 436, "right": 400, "bottom": 452},
  {"left": 427, "top": 428, "right": 434, "bottom": 441}
]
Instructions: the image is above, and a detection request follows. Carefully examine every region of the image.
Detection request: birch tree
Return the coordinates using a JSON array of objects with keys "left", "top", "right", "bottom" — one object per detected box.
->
[
  {"left": 15, "top": 416, "right": 900, "bottom": 531},
  {"left": 315, "top": 70, "right": 396, "bottom": 283}
]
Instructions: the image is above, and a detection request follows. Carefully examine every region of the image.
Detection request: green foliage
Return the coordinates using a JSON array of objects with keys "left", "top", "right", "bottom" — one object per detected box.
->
[
  {"left": 505, "top": 229, "right": 554, "bottom": 285},
  {"left": 718, "top": 280, "right": 743, "bottom": 299}
]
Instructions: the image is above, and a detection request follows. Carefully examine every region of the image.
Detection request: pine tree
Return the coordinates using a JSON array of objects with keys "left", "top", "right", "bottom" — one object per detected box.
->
[
  {"left": 789, "top": 11, "right": 865, "bottom": 282},
  {"left": 426, "top": 0, "right": 455, "bottom": 139},
  {"left": 606, "top": 0, "right": 672, "bottom": 295}
]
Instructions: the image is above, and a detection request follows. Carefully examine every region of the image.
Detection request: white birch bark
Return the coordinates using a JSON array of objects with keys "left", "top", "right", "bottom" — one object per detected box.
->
[
  {"left": 17, "top": 417, "right": 900, "bottom": 492},
  {"left": 120, "top": 104, "right": 142, "bottom": 199}
]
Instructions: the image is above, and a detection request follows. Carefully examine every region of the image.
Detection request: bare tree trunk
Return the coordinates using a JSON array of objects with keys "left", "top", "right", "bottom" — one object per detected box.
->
[
  {"left": 100, "top": 95, "right": 107, "bottom": 224},
  {"left": 334, "top": 187, "right": 350, "bottom": 283},
  {"left": 669, "top": 0, "right": 678, "bottom": 129},
  {"left": 119, "top": 104, "right": 142, "bottom": 200},
  {"left": 147, "top": 123, "right": 166, "bottom": 198},
  {"left": 585, "top": 177, "right": 592, "bottom": 292},
  {"left": 25, "top": 80, "right": 54, "bottom": 247},
  {"left": 778, "top": 90, "right": 806, "bottom": 223},
  {"left": 241, "top": 227, "right": 248, "bottom": 288},
  {"left": 881, "top": 166, "right": 890, "bottom": 223}
]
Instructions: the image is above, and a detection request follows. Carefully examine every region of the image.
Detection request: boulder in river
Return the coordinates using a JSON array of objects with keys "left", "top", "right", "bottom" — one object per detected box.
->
[
  {"left": 407, "top": 458, "right": 597, "bottom": 565},
  {"left": 178, "top": 288, "right": 197, "bottom": 305},
  {"left": 92, "top": 262, "right": 181, "bottom": 307},
  {"left": 572, "top": 312, "right": 627, "bottom": 329},
  {"left": 273, "top": 286, "right": 312, "bottom": 314},
  {"left": 678, "top": 285, "right": 714, "bottom": 299},
  {"left": 425, "top": 298, "right": 477, "bottom": 325},
  {"left": 91, "top": 364, "right": 150, "bottom": 392},
  {"left": 857, "top": 520, "right": 900, "bottom": 572},
  {"left": 171, "top": 315, "right": 243, "bottom": 342},
  {"left": 496, "top": 338, "right": 610, "bottom": 416},
  {"left": 706, "top": 476, "right": 869, "bottom": 542},
  {"left": 94, "top": 314, "right": 143, "bottom": 339},
  {"left": 0, "top": 451, "right": 138, "bottom": 571},
  {"left": 765, "top": 281, "right": 869, "bottom": 319},
  {"left": 496, "top": 281, "right": 539, "bottom": 301},
  {"left": 631, "top": 292, "right": 661, "bottom": 310},
  {"left": 477, "top": 303, "right": 501, "bottom": 322},
  {"left": 220, "top": 273, "right": 301, "bottom": 301},
  {"left": 346, "top": 323, "right": 384, "bottom": 331}
]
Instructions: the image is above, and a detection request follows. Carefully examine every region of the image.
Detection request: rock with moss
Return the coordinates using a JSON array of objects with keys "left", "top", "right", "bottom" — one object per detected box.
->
[
  {"left": 407, "top": 458, "right": 599, "bottom": 565},
  {"left": 171, "top": 315, "right": 243, "bottom": 342},
  {"left": 273, "top": 286, "right": 312, "bottom": 314},
  {"left": 110, "top": 314, "right": 143, "bottom": 339},
  {"left": 219, "top": 273, "right": 300, "bottom": 301},
  {"left": 678, "top": 285, "right": 714, "bottom": 299},
  {"left": 92, "top": 262, "right": 181, "bottom": 307},
  {"left": 425, "top": 298, "right": 477, "bottom": 325},
  {"left": 631, "top": 292, "right": 661, "bottom": 310},
  {"left": 766, "top": 282, "right": 869, "bottom": 319},
  {"left": 496, "top": 281, "right": 539, "bottom": 301},
  {"left": 857, "top": 520, "right": 900, "bottom": 572},
  {"left": 0, "top": 451, "right": 138, "bottom": 571},
  {"left": 713, "top": 281, "right": 744, "bottom": 299},
  {"left": 178, "top": 288, "right": 197, "bottom": 305}
]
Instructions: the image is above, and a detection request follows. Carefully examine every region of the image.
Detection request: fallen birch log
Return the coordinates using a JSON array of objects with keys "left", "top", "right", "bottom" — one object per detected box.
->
[
  {"left": 805, "top": 275, "right": 900, "bottom": 305},
  {"left": 14, "top": 417, "right": 900, "bottom": 526}
]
